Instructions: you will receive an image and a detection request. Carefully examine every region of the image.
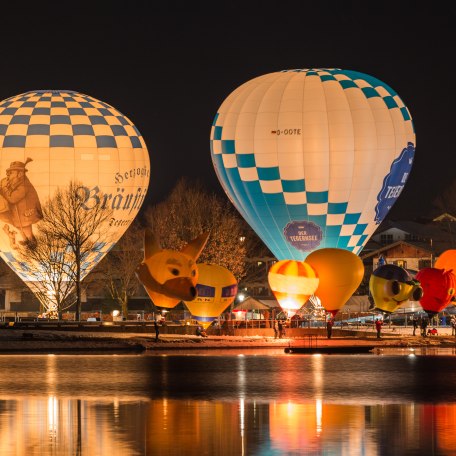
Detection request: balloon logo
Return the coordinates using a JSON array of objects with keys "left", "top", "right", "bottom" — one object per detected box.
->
[
  {"left": 184, "top": 263, "right": 238, "bottom": 329},
  {"left": 306, "top": 248, "right": 364, "bottom": 317},
  {"left": 136, "top": 229, "right": 209, "bottom": 309},
  {"left": 0, "top": 90, "right": 149, "bottom": 300},
  {"left": 210, "top": 69, "right": 415, "bottom": 260},
  {"left": 415, "top": 267, "right": 456, "bottom": 316},
  {"left": 369, "top": 264, "right": 422, "bottom": 313},
  {"left": 268, "top": 260, "right": 319, "bottom": 317}
]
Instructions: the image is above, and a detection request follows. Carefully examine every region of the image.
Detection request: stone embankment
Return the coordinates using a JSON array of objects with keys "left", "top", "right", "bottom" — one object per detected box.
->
[{"left": 1, "top": 327, "right": 455, "bottom": 353}]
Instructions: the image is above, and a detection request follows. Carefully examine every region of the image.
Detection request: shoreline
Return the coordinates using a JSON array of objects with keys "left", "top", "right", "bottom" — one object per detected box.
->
[{"left": 2, "top": 328, "right": 456, "bottom": 354}]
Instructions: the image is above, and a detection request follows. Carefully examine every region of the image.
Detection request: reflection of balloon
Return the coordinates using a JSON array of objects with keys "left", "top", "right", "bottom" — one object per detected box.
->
[
  {"left": 0, "top": 90, "right": 149, "bottom": 302},
  {"left": 415, "top": 268, "right": 456, "bottom": 316},
  {"left": 369, "top": 264, "right": 422, "bottom": 313},
  {"left": 210, "top": 69, "right": 415, "bottom": 260},
  {"left": 306, "top": 248, "right": 364, "bottom": 317},
  {"left": 136, "top": 230, "right": 209, "bottom": 309},
  {"left": 184, "top": 263, "right": 238, "bottom": 329},
  {"left": 435, "top": 250, "right": 456, "bottom": 272},
  {"left": 268, "top": 260, "right": 319, "bottom": 317}
]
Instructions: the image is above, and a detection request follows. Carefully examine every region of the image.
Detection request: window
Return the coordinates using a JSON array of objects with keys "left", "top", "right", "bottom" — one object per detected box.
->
[
  {"left": 419, "top": 259, "right": 432, "bottom": 269},
  {"left": 195, "top": 284, "right": 215, "bottom": 298},
  {"left": 380, "top": 234, "right": 393, "bottom": 244},
  {"left": 394, "top": 260, "right": 407, "bottom": 269}
]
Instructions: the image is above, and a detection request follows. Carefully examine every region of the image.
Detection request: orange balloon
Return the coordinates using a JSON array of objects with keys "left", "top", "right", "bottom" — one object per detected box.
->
[
  {"left": 435, "top": 250, "right": 456, "bottom": 273},
  {"left": 135, "top": 230, "right": 209, "bottom": 309},
  {"left": 306, "top": 248, "right": 364, "bottom": 317},
  {"left": 268, "top": 260, "right": 319, "bottom": 318}
]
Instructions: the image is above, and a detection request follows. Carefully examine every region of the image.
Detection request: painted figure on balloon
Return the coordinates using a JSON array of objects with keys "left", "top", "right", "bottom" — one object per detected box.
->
[{"left": 0, "top": 158, "right": 42, "bottom": 247}]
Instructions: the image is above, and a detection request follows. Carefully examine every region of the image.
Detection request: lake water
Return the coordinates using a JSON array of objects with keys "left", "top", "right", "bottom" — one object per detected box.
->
[{"left": 0, "top": 348, "right": 456, "bottom": 455}]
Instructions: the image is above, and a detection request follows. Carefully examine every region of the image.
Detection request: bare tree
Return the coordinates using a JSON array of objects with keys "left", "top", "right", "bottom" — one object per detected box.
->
[
  {"left": 20, "top": 229, "right": 77, "bottom": 317},
  {"left": 144, "top": 178, "right": 247, "bottom": 280},
  {"left": 22, "top": 181, "right": 112, "bottom": 320},
  {"left": 96, "top": 221, "right": 144, "bottom": 317}
]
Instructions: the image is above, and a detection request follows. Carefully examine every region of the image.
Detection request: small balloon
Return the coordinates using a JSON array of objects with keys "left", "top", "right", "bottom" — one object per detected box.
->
[
  {"left": 184, "top": 263, "right": 238, "bottom": 329},
  {"left": 135, "top": 229, "right": 209, "bottom": 309},
  {"left": 369, "top": 264, "right": 422, "bottom": 313},
  {"left": 268, "top": 259, "right": 319, "bottom": 318},
  {"left": 416, "top": 267, "right": 456, "bottom": 316},
  {"left": 306, "top": 248, "right": 364, "bottom": 317}
]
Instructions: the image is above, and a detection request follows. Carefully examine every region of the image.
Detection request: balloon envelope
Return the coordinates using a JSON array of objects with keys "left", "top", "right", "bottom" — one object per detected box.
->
[
  {"left": 268, "top": 259, "right": 319, "bottom": 317},
  {"left": 435, "top": 250, "right": 456, "bottom": 273},
  {"left": 184, "top": 263, "right": 238, "bottom": 329},
  {"left": 416, "top": 267, "right": 456, "bottom": 315},
  {"left": 0, "top": 90, "right": 149, "bottom": 301},
  {"left": 210, "top": 69, "right": 415, "bottom": 260},
  {"left": 135, "top": 231, "right": 209, "bottom": 309},
  {"left": 369, "top": 264, "right": 422, "bottom": 313},
  {"left": 306, "top": 248, "right": 364, "bottom": 316}
]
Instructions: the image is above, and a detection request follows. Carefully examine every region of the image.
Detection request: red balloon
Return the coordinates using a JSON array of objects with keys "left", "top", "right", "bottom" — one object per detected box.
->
[{"left": 416, "top": 268, "right": 456, "bottom": 315}]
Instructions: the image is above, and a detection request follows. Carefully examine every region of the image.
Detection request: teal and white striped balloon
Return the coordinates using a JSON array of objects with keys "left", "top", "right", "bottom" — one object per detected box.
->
[{"left": 210, "top": 69, "right": 415, "bottom": 260}]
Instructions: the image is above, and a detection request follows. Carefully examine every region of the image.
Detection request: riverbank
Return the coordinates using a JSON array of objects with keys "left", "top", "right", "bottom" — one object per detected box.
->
[{"left": 1, "top": 327, "right": 456, "bottom": 353}]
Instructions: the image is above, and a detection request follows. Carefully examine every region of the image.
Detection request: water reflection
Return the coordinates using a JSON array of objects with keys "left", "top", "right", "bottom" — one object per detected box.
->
[{"left": 0, "top": 352, "right": 456, "bottom": 455}]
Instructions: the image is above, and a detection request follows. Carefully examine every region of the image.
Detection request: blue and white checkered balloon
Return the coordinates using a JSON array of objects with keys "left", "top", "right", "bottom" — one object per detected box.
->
[
  {"left": 210, "top": 69, "right": 415, "bottom": 260},
  {"left": 0, "top": 90, "right": 150, "bottom": 308}
]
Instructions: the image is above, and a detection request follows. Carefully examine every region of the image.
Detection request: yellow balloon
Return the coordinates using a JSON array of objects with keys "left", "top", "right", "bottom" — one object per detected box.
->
[
  {"left": 184, "top": 263, "right": 238, "bottom": 329},
  {"left": 306, "top": 248, "right": 364, "bottom": 316},
  {"left": 0, "top": 90, "right": 150, "bottom": 303},
  {"left": 268, "top": 259, "right": 319, "bottom": 318},
  {"left": 135, "top": 230, "right": 209, "bottom": 309},
  {"left": 369, "top": 264, "right": 421, "bottom": 313}
]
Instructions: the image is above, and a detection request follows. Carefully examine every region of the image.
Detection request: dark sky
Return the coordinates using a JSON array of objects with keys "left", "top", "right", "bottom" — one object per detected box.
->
[{"left": 1, "top": 3, "right": 454, "bottom": 220}]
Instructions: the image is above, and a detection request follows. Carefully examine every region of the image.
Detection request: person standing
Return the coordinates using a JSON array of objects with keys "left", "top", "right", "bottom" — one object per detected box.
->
[
  {"left": 412, "top": 317, "right": 418, "bottom": 336},
  {"left": 326, "top": 318, "right": 334, "bottom": 339},
  {"left": 277, "top": 320, "right": 283, "bottom": 338},
  {"left": 273, "top": 319, "right": 278, "bottom": 339},
  {"left": 451, "top": 316, "right": 456, "bottom": 336},
  {"left": 154, "top": 319, "right": 160, "bottom": 342},
  {"left": 375, "top": 318, "right": 383, "bottom": 339},
  {"left": 420, "top": 317, "right": 428, "bottom": 337}
]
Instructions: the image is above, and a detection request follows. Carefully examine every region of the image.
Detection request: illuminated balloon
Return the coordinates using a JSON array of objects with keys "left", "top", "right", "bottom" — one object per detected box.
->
[
  {"left": 0, "top": 90, "right": 149, "bottom": 305},
  {"left": 435, "top": 250, "right": 456, "bottom": 273},
  {"left": 306, "top": 248, "right": 364, "bottom": 316},
  {"left": 210, "top": 69, "right": 415, "bottom": 260},
  {"left": 415, "top": 267, "right": 456, "bottom": 316},
  {"left": 369, "top": 264, "right": 422, "bottom": 313},
  {"left": 184, "top": 263, "right": 238, "bottom": 329},
  {"left": 135, "top": 229, "right": 209, "bottom": 309},
  {"left": 268, "top": 259, "right": 319, "bottom": 317}
]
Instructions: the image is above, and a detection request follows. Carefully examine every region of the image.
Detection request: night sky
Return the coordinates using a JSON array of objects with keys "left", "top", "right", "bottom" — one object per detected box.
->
[{"left": 1, "top": 4, "right": 453, "bottom": 220}]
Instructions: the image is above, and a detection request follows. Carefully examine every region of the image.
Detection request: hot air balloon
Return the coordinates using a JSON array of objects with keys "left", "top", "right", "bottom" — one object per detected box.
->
[
  {"left": 135, "top": 229, "right": 209, "bottom": 309},
  {"left": 210, "top": 69, "right": 415, "bottom": 260},
  {"left": 369, "top": 264, "right": 422, "bottom": 313},
  {"left": 415, "top": 267, "right": 456, "bottom": 316},
  {"left": 305, "top": 248, "right": 364, "bottom": 317},
  {"left": 435, "top": 250, "right": 456, "bottom": 273},
  {"left": 0, "top": 90, "right": 149, "bottom": 312},
  {"left": 184, "top": 263, "right": 238, "bottom": 329},
  {"left": 268, "top": 259, "right": 319, "bottom": 317}
]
